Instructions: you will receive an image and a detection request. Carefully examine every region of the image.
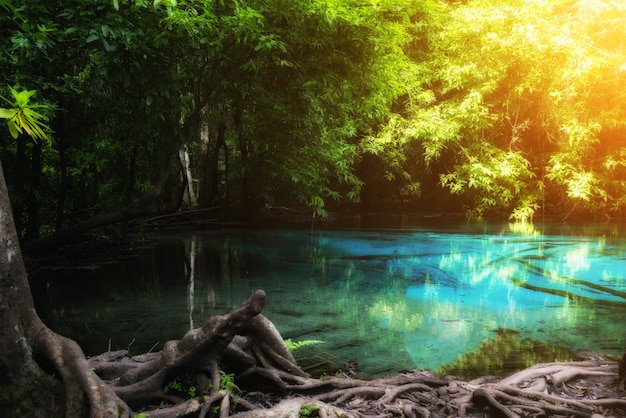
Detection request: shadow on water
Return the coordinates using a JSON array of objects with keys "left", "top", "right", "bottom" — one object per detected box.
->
[{"left": 30, "top": 217, "right": 626, "bottom": 379}]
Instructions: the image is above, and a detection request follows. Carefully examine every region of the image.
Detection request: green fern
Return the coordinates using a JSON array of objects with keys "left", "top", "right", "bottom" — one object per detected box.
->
[{"left": 285, "top": 339, "right": 325, "bottom": 352}]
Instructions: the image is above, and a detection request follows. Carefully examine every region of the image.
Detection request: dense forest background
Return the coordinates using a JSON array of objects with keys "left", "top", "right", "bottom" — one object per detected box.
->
[{"left": 2, "top": 0, "right": 626, "bottom": 244}]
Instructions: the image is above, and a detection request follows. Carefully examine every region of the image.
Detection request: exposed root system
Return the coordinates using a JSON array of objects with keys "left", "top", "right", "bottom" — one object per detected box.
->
[{"left": 87, "top": 289, "right": 625, "bottom": 417}]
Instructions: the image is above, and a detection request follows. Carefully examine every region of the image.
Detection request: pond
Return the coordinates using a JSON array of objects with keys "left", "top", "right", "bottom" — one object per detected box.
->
[{"left": 32, "top": 216, "right": 626, "bottom": 379}]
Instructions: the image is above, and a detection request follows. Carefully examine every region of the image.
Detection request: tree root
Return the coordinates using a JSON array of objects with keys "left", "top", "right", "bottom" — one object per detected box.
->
[
  {"left": 230, "top": 398, "right": 356, "bottom": 418},
  {"left": 32, "top": 322, "right": 133, "bottom": 417},
  {"left": 78, "top": 289, "right": 625, "bottom": 418}
]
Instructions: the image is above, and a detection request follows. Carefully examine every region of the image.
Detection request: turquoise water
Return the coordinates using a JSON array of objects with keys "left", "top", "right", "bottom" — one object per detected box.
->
[{"left": 35, "top": 220, "right": 626, "bottom": 378}]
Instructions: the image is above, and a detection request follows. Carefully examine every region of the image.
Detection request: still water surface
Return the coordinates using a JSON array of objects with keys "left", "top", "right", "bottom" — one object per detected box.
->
[{"left": 35, "top": 218, "right": 626, "bottom": 379}]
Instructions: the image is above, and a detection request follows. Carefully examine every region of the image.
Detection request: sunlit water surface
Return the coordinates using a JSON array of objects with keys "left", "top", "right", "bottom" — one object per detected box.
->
[{"left": 34, "top": 219, "right": 626, "bottom": 379}]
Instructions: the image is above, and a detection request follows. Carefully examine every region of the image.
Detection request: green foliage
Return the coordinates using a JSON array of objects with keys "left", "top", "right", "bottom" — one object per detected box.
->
[
  {"left": 218, "top": 370, "right": 242, "bottom": 395},
  {"left": 164, "top": 378, "right": 197, "bottom": 398},
  {"left": 364, "top": 0, "right": 626, "bottom": 219},
  {"left": 439, "top": 144, "right": 538, "bottom": 220},
  {"left": 2, "top": 0, "right": 626, "bottom": 234},
  {"left": 0, "top": 87, "right": 53, "bottom": 143},
  {"left": 299, "top": 404, "right": 320, "bottom": 417},
  {"left": 284, "top": 338, "right": 325, "bottom": 352}
]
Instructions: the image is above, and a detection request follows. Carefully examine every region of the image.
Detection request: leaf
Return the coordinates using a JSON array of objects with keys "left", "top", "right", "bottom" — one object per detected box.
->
[
  {"left": 101, "top": 37, "right": 116, "bottom": 52},
  {"left": 0, "top": 108, "right": 17, "bottom": 119},
  {"left": 13, "top": 89, "right": 37, "bottom": 107},
  {"left": 8, "top": 121, "right": 20, "bottom": 139},
  {"left": 284, "top": 339, "right": 325, "bottom": 352}
]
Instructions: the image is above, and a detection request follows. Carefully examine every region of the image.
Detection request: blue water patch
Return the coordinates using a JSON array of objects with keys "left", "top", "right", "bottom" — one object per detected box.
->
[{"left": 39, "top": 221, "right": 626, "bottom": 378}]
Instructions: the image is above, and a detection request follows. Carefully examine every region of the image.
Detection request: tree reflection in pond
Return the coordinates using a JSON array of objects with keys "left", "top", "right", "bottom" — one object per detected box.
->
[{"left": 35, "top": 222, "right": 626, "bottom": 379}]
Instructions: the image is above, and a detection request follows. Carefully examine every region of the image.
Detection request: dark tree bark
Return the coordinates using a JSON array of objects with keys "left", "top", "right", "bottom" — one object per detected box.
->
[
  {"left": 0, "top": 159, "right": 132, "bottom": 417},
  {"left": 233, "top": 106, "right": 252, "bottom": 218},
  {"left": 198, "top": 121, "right": 227, "bottom": 207},
  {"left": 12, "top": 131, "right": 26, "bottom": 236},
  {"left": 24, "top": 139, "right": 42, "bottom": 240}
]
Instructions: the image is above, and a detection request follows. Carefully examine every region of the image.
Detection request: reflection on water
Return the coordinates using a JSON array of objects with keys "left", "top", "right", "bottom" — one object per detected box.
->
[{"left": 33, "top": 220, "right": 626, "bottom": 378}]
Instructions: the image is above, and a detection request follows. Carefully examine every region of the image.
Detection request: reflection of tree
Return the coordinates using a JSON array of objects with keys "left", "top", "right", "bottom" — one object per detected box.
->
[
  {"left": 172, "top": 229, "right": 626, "bottom": 377},
  {"left": 434, "top": 230, "right": 625, "bottom": 308},
  {"left": 509, "top": 277, "right": 625, "bottom": 308},
  {"left": 437, "top": 329, "right": 575, "bottom": 380},
  {"left": 369, "top": 298, "right": 423, "bottom": 331},
  {"left": 186, "top": 236, "right": 198, "bottom": 329}
]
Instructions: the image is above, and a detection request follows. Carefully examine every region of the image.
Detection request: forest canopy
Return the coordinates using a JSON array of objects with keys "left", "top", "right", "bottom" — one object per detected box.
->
[{"left": 2, "top": 0, "right": 626, "bottom": 242}]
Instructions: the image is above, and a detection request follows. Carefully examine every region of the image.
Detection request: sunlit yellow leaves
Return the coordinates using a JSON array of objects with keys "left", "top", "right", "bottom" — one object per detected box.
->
[
  {"left": 415, "top": 90, "right": 436, "bottom": 106},
  {"left": 565, "top": 172, "right": 600, "bottom": 202},
  {"left": 442, "top": 64, "right": 476, "bottom": 93},
  {"left": 602, "top": 149, "right": 626, "bottom": 171},
  {"left": 441, "top": 142, "right": 538, "bottom": 219},
  {"left": 547, "top": 153, "right": 608, "bottom": 203},
  {"left": 560, "top": 120, "right": 601, "bottom": 148},
  {"left": 405, "top": 0, "right": 626, "bottom": 217}
]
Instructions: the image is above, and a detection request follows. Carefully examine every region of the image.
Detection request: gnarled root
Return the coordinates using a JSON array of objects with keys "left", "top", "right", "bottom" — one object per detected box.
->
[
  {"left": 88, "top": 289, "right": 309, "bottom": 416},
  {"left": 231, "top": 398, "right": 355, "bottom": 418},
  {"left": 33, "top": 322, "right": 132, "bottom": 417},
  {"left": 83, "top": 290, "right": 625, "bottom": 418},
  {"left": 467, "top": 357, "right": 625, "bottom": 418}
]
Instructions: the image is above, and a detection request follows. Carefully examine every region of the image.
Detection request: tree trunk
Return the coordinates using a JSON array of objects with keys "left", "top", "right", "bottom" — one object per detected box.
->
[
  {"left": 0, "top": 159, "right": 132, "bottom": 417},
  {"left": 179, "top": 144, "right": 197, "bottom": 208},
  {"left": 0, "top": 158, "right": 57, "bottom": 417},
  {"left": 233, "top": 107, "right": 252, "bottom": 218},
  {"left": 55, "top": 134, "right": 68, "bottom": 232},
  {"left": 198, "top": 121, "right": 227, "bottom": 207},
  {"left": 12, "top": 132, "right": 26, "bottom": 236},
  {"left": 24, "top": 139, "right": 42, "bottom": 240}
]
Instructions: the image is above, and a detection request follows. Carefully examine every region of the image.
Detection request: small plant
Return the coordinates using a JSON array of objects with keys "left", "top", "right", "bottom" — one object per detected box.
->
[
  {"left": 164, "top": 378, "right": 197, "bottom": 398},
  {"left": 299, "top": 404, "right": 320, "bottom": 417},
  {"left": 164, "top": 379, "right": 183, "bottom": 393},
  {"left": 134, "top": 413, "right": 150, "bottom": 418},
  {"left": 285, "top": 338, "right": 325, "bottom": 352},
  {"left": 209, "top": 373, "right": 242, "bottom": 417},
  {"left": 219, "top": 370, "right": 242, "bottom": 395},
  {"left": 0, "top": 87, "right": 54, "bottom": 142}
]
